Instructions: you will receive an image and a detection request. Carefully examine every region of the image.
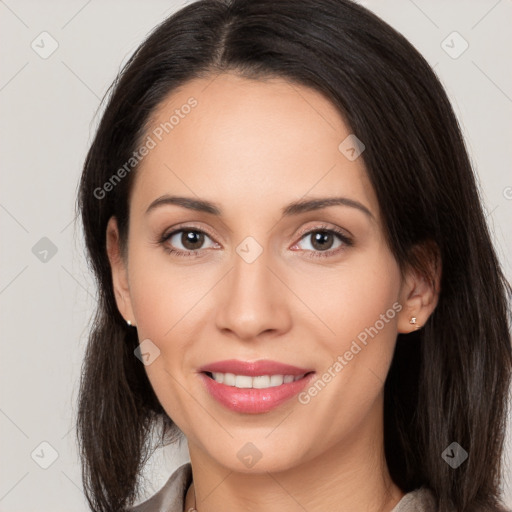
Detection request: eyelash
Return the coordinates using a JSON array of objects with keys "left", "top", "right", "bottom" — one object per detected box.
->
[{"left": 158, "top": 223, "right": 353, "bottom": 259}]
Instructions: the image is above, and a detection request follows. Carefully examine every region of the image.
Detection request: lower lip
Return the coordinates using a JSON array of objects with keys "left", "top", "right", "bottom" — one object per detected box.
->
[{"left": 199, "top": 372, "right": 316, "bottom": 414}]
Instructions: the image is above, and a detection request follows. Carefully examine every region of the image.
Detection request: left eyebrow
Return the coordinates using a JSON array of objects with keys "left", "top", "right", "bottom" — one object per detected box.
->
[
  {"left": 281, "top": 197, "right": 374, "bottom": 220},
  {"left": 145, "top": 194, "right": 374, "bottom": 220}
]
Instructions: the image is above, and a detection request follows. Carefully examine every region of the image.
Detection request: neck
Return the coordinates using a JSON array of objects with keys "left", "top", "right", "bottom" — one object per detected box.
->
[{"left": 184, "top": 400, "right": 404, "bottom": 512}]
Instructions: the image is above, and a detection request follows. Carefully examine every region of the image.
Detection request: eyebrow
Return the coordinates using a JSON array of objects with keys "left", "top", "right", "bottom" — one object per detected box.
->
[{"left": 145, "top": 194, "right": 374, "bottom": 220}]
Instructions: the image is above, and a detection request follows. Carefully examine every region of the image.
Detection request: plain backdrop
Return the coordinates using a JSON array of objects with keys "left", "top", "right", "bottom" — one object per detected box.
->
[{"left": 0, "top": 0, "right": 511, "bottom": 510}]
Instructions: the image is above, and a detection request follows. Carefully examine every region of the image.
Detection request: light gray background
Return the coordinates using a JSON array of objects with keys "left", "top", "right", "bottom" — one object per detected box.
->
[{"left": 1, "top": 0, "right": 511, "bottom": 510}]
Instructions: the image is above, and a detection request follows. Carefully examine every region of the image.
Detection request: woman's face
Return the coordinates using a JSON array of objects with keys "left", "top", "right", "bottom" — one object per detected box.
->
[{"left": 108, "top": 73, "right": 419, "bottom": 473}]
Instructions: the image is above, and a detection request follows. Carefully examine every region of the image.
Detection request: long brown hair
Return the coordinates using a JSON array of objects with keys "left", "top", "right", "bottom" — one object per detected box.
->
[{"left": 76, "top": 1, "right": 512, "bottom": 510}]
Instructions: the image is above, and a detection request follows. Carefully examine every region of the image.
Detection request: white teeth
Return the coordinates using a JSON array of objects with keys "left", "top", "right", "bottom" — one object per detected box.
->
[
  {"left": 235, "top": 375, "right": 253, "bottom": 388},
  {"left": 210, "top": 372, "right": 306, "bottom": 389},
  {"left": 212, "top": 372, "right": 224, "bottom": 384},
  {"left": 253, "top": 375, "right": 272, "bottom": 389}
]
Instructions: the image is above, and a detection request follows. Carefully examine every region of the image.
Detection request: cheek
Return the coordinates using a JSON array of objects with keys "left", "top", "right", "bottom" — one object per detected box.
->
[
  {"left": 298, "top": 248, "right": 402, "bottom": 404},
  {"left": 297, "top": 246, "right": 401, "bottom": 344},
  {"left": 126, "top": 254, "right": 199, "bottom": 426},
  {"left": 127, "top": 241, "right": 201, "bottom": 336},
  {"left": 126, "top": 246, "right": 215, "bottom": 400}
]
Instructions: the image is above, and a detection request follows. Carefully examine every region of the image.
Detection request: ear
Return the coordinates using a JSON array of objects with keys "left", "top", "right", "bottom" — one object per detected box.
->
[
  {"left": 106, "top": 216, "right": 136, "bottom": 326},
  {"left": 396, "top": 241, "right": 442, "bottom": 333}
]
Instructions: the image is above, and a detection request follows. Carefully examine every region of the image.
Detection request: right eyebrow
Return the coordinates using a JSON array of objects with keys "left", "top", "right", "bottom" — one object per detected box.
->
[{"left": 145, "top": 195, "right": 221, "bottom": 216}]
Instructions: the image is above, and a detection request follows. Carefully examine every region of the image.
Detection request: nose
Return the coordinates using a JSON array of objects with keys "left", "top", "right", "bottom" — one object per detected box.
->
[{"left": 214, "top": 248, "right": 292, "bottom": 341}]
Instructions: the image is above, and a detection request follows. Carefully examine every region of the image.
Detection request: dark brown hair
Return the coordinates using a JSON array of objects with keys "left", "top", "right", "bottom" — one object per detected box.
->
[{"left": 75, "top": 1, "right": 512, "bottom": 511}]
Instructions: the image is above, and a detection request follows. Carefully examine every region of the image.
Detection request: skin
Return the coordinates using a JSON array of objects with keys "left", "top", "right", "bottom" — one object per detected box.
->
[{"left": 106, "top": 73, "right": 440, "bottom": 512}]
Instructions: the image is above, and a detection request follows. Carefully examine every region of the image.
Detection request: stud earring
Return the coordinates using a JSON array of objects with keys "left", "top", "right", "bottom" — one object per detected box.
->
[
  {"left": 409, "top": 317, "right": 421, "bottom": 330},
  {"left": 127, "top": 319, "right": 136, "bottom": 327}
]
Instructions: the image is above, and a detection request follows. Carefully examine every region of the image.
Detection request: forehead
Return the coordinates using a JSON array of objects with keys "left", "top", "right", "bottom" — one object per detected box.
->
[{"left": 131, "top": 73, "right": 379, "bottom": 222}]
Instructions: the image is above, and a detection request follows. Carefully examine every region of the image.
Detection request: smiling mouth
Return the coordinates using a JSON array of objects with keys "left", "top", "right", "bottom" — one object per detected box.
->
[{"left": 203, "top": 371, "right": 315, "bottom": 389}]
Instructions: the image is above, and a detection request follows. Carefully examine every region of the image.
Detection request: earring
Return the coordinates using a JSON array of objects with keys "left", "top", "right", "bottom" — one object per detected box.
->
[
  {"left": 127, "top": 319, "right": 136, "bottom": 327},
  {"left": 409, "top": 317, "right": 421, "bottom": 330}
]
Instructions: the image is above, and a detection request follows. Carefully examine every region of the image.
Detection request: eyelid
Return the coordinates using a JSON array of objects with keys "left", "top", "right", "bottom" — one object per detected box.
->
[
  {"left": 160, "top": 222, "right": 219, "bottom": 243},
  {"left": 159, "top": 222, "right": 353, "bottom": 257},
  {"left": 161, "top": 222, "right": 351, "bottom": 244},
  {"left": 294, "top": 222, "right": 353, "bottom": 240}
]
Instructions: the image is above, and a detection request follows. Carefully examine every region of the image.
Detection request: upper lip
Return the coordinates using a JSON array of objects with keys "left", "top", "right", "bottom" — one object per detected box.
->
[{"left": 199, "top": 359, "right": 314, "bottom": 377}]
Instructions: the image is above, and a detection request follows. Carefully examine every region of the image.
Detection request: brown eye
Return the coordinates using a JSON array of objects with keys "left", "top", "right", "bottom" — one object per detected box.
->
[
  {"left": 159, "top": 227, "right": 219, "bottom": 257},
  {"left": 291, "top": 224, "right": 354, "bottom": 260},
  {"left": 296, "top": 228, "right": 352, "bottom": 254},
  {"left": 308, "top": 231, "right": 337, "bottom": 251},
  {"left": 176, "top": 230, "right": 206, "bottom": 250}
]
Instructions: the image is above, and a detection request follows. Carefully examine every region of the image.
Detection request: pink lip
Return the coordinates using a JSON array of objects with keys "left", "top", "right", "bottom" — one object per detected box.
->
[
  {"left": 198, "top": 359, "right": 313, "bottom": 376},
  {"left": 197, "top": 359, "right": 316, "bottom": 414}
]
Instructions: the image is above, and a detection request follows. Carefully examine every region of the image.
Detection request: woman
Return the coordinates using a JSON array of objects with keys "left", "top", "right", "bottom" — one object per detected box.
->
[{"left": 75, "top": 0, "right": 512, "bottom": 511}]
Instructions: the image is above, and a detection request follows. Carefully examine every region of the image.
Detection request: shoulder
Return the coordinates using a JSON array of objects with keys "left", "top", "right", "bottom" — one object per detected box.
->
[
  {"left": 127, "top": 462, "right": 193, "bottom": 512},
  {"left": 391, "top": 488, "right": 511, "bottom": 512},
  {"left": 391, "top": 486, "right": 438, "bottom": 512}
]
